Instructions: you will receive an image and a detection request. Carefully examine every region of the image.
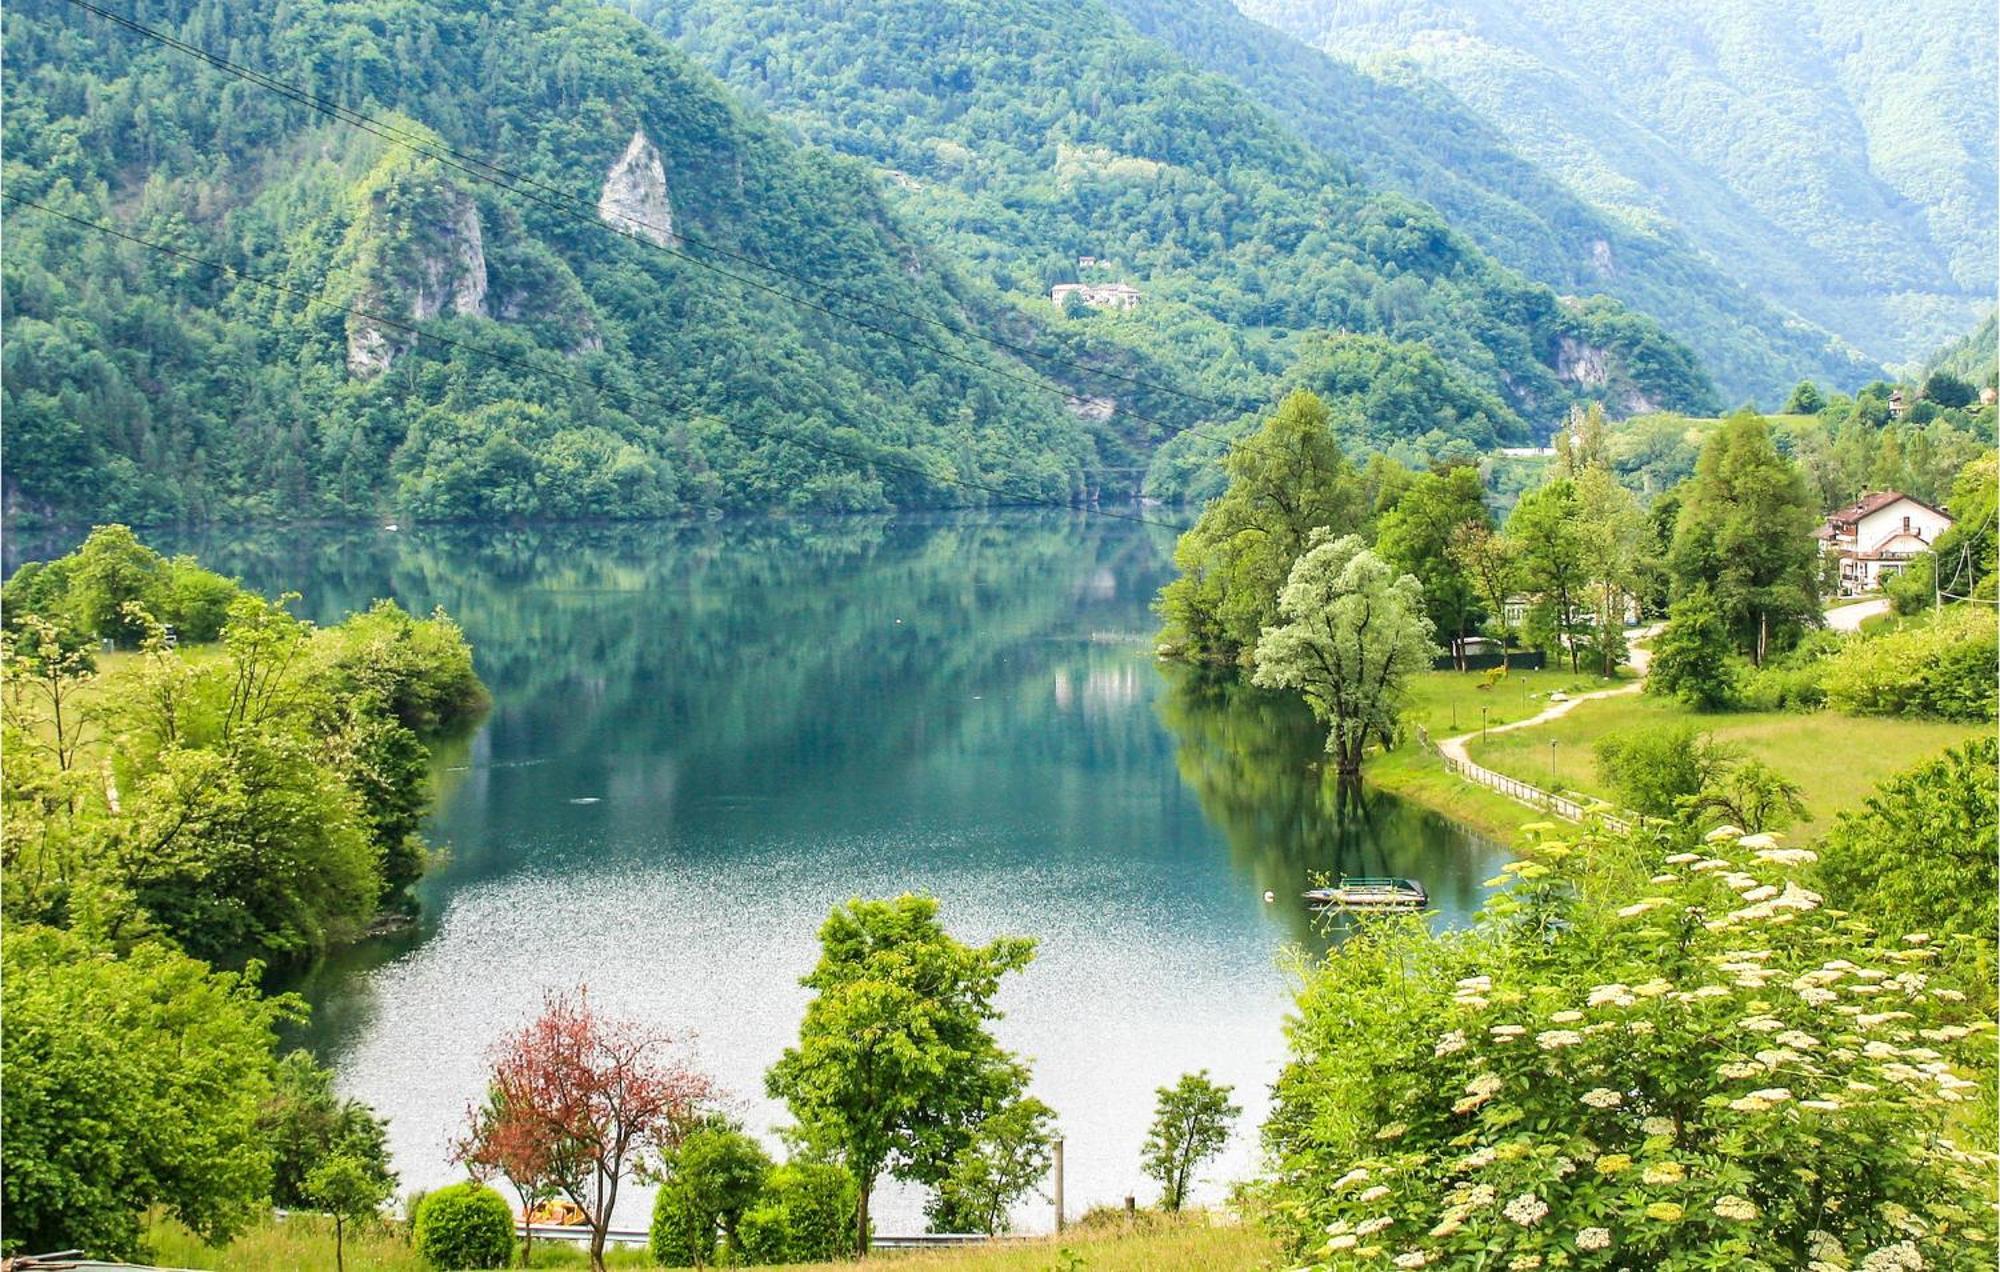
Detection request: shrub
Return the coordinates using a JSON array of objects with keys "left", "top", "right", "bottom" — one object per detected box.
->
[
  {"left": 1646, "top": 584, "right": 1736, "bottom": 709},
  {"left": 1592, "top": 724, "right": 1726, "bottom": 819},
  {"left": 1817, "top": 736, "right": 1999, "bottom": 956},
  {"left": 648, "top": 1121, "right": 772, "bottom": 1267},
  {"left": 736, "top": 1163, "right": 858, "bottom": 1265},
  {"left": 311, "top": 600, "right": 488, "bottom": 734},
  {"left": 1734, "top": 629, "right": 1841, "bottom": 712},
  {"left": 1823, "top": 605, "right": 1997, "bottom": 721},
  {"left": 1265, "top": 824, "right": 1998, "bottom": 1270},
  {"left": 412, "top": 1181, "right": 514, "bottom": 1270}
]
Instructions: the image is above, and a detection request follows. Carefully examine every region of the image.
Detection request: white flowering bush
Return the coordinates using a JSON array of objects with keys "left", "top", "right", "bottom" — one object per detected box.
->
[{"left": 1265, "top": 821, "right": 1997, "bottom": 1270}]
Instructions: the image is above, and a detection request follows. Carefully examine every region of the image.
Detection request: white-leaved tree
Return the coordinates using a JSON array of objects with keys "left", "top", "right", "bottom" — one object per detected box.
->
[{"left": 1252, "top": 532, "right": 1437, "bottom": 781}]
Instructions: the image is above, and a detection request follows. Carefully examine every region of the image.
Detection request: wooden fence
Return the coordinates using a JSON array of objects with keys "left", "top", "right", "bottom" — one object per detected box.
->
[{"left": 1414, "top": 726, "right": 1631, "bottom": 835}]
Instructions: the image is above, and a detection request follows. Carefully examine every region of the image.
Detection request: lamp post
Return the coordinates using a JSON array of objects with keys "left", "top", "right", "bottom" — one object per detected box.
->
[
  {"left": 1549, "top": 738, "right": 1559, "bottom": 786},
  {"left": 1481, "top": 705, "right": 1489, "bottom": 743}
]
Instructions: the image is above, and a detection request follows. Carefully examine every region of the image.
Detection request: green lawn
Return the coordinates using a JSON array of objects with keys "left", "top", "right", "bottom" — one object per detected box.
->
[
  {"left": 145, "top": 1211, "right": 1277, "bottom": 1272},
  {"left": 1362, "top": 665, "right": 1634, "bottom": 841},
  {"left": 1462, "top": 693, "right": 1982, "bottom": 838}
]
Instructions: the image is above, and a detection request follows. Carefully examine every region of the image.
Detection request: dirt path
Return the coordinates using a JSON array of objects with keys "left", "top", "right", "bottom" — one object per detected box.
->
[{"left": 1435, "top": 626, "right": 1660, "bottom": 772}]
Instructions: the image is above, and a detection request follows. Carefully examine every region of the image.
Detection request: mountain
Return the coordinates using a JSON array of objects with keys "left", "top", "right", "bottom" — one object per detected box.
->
[
  {"left": 1099, "top": 0, "right": 1878, "bottom": 406},
  {"left": 636, "top": 0, "right": 1721, "bottom": 465},
  {"left": 2, "top": 0, "right": 1110, "bottom": 524},
  {"left": 1237, "top": 0, "right": 1997, "bottom": 370},
  {"left": 1923, "top": 311, "right": 1998, "bottom": 389}
]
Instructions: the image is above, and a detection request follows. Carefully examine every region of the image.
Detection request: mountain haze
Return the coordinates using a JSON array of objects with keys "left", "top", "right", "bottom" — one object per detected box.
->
[{"left": 1239, "top": 0, "right": 1998, "bottom": 369}]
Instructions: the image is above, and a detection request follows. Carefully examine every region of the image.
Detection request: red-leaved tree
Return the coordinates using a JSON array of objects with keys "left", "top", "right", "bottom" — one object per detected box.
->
[
  {"left": 452, "top": 1084, "right": 569, "bottom": 1268},
  {"left": 479, "top": 989, "right": 714, "bottom": 1271}
]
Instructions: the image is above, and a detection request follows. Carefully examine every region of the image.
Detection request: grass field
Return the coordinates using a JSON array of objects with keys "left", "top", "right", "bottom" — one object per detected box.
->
[
  {"left": 1366, "top": 664, "right": 1631, "bottom": 841},
  {"left": 144, "top": 1211, "right": 1279, "bottom": 1272},
  {"left": 1461, "top": 692, "right": 1981, "bottom": 838}
]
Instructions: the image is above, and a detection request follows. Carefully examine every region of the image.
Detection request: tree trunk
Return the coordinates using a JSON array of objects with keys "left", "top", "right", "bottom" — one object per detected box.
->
[
  {"left": 856, "top": 1182, "right": 872, "bottom": 1257},
  {"left": 334, "top": 1216, "right": 346, "bottom": 1272}
]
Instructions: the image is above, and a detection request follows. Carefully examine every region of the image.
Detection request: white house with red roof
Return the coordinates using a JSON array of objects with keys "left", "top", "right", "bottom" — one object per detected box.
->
[{"left": 1818, "top": 490, "right": 1954, "bottom": 594}]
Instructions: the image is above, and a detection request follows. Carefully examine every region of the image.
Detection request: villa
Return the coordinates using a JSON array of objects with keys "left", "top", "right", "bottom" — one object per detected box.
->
[{"left": 1817, "top": 490, "right": 1954, "bottom": 593}]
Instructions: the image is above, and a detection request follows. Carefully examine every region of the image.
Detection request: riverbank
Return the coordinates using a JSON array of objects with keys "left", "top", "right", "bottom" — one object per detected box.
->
[
  {"left": 145, "top": 1211, "right": 1278, "bottom": 1271},
  {"left": 1367, "top": 662, "right": 1636, "bottom": 841}
]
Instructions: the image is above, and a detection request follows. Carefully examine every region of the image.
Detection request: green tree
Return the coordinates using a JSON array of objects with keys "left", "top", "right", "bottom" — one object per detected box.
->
[
  {"left": 1592, "top": 724, "right": 1729, "bottom": 820},
  {"left": 1251, "top": 533, "right": 1437, "bottom": 782},
  {"left": 1, "top": 927, "right": 287, "bottom": 1259},
  {"left": 1816, "top": 736, "right": 1998, "bottom": 954},
  {"left": 1447, "top": 521, "right": 1519, "bottom": 665},
  {"left": 260, "top": 1051, "right": 394, "bottom": 1211},
  {"left": 305, "top": 1151, "right": 395, "bottom": 1272},
  {"left": 1505, "top": 479, "right": 1590, "bottom": 671},
  {"left": 1573, "top": 464, "right": 1645, "bottom": 677},
  {"left": 1646, "top": 584, "right": 1736, "bottom": 709},
  {"left": 766, "top": 896, "right": 1037, "bottom": 1254},
  {"left": 928, "top": 1097, "right": 1058, "bottom": 1235},
  {"left": 1375, "top": 465, "right": 1490, "bottom": 663},
  {"left": 1678, "top": 757, "right": 1808, "bottom": 833},
  {"left": 649, "top": 1120, "right": 773, "bottom": 1267},
  {"left": 1158, "top": 390, "right": 1370, "bottom": 666},
  {"left": 1919, "top": 371, "right": 1976, "bottom": 409},
  {"left": 736, "top": 1163, "right": 858, "bottom": 1265},
  {"left": 1782, "top": 379, "right": 1825, "bottom": 414},
  {"left": 1140, "top": 1071, "right": 1240, "bottom": 1212},
  {"left": 1668, "top": 413, "right": 1820, "bottom": 664}
]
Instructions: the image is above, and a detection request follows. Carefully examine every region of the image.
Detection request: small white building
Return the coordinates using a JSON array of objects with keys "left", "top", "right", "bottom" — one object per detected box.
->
[
  {"left": 1818, "top": 490, "right": 1954, "bottom": 593},
  {"left": 1050, "top": 281, "right": 1141, "bottom": 311}
]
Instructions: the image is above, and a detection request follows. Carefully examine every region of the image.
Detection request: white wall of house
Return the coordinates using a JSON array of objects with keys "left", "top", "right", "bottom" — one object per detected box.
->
[{"left": 1831, "top": 496, "right": 1954, "bottom": 591}]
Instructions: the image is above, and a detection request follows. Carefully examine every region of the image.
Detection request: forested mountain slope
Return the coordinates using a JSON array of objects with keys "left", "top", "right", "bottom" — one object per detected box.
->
[
  {"left": 1, "top": 0, "right": 1110, "bottom": 524},
  {"left": 1239, "top": 0, "right": 1997, "bottom": 368},
  {"left": 1102, "top": 0, "right": 1877, "bottom": 406},
  {"left": 638, "top": 0, "right": 1720, "bottom": 470}
]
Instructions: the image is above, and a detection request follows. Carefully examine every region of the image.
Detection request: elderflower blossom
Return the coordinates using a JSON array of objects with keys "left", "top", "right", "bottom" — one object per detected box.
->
[
  {"left": 1550, "top": 1010, "right": 1583, "bottom": 1024},
  {"left": 1576, "top": 1227, "right": 1612, "bottom": 1251},
  {"left": 1645, "top": 1202, "right": 1685, "bottom": 1222},
  {"left": 1714, "top": 1195, "right": 1760, "bottom": 1221},
  {"left": 1376, "top": 1121, "right": 1409, "bottom": 1141},
  {"left": 1358, "top": 1185, "right": 1391, "bottom": 1204},
  {"left": 1643, "top": 1161, "right": 1686, "bottom": 1185},
  {"left": 1333, "top": 1168, "right": 1372, "bottom": 1191},
  {"left": 1641, "top": 1116, "right": 1676, "bottom": 1137},
  {"left": 1503, "top": 1193, "right": 1549, "bottom": 1227},
  {"left": 1434, "top": 1030, "right": 1467, "bottom": 1057},
  {"left": 1509, "top": 1257, "right": 1542, "bottom": 1270},
  {"left": 1581, "top": 1087, "right": 1623, "bottom": 1109},
  {"left": 1537, "top": 1029, "right": 1583, "bottom": 1050},
  {"left": 1587, "top": 984, "right": 1636, "bottom": 1008},
  {"left": 1393, "top": 1253, "right": 1429, "bottom": 1270},
  {"left": 1858, "top": 1241, "right": 1925, "bottom": 1270},
  {"left": 1594, "top": 1154, "right": 1632, "bottom": 1176},
  {"left": 1774, "top": 1030, "right": 1821, "bottom": 1050},
  {"left": 1356, "top": 1216, "right": 1393, "bottom": 1237}
]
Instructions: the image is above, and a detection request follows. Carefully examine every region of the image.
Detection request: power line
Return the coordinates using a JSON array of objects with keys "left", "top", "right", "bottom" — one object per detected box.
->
[
  {"left": 48, "top": 0, "right": 1271, "bottom": 450},
  {"left": 5, "top": 194, "right": 1193, "bottom": 533}
]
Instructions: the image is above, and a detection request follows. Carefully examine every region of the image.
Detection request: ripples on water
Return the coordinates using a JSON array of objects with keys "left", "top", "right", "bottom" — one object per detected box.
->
[{"left": 30, "top": 513, "right": 1507, "bottom": 1233}]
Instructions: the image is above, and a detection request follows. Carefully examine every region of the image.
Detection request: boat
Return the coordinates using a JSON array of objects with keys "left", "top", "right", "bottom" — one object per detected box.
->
[{"left": 1303, "top": 876, "right": 1428, "bottom": 910}]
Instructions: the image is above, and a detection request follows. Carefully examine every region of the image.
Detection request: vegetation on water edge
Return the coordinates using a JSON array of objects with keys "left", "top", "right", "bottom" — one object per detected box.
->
[{"left": 144, "top": 1208, "right": 1279, "bottom": 1271}]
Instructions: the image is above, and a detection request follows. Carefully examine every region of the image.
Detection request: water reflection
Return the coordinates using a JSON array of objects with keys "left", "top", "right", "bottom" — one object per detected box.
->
[{"left": 8, "top": 513, "right": 1506, "bottom": 1232}]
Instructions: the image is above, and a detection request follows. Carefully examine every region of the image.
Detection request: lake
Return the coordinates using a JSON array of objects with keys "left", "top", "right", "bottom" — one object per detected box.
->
[{"left": 12, "top": 512, "right": 1507, "bottom": 1233}]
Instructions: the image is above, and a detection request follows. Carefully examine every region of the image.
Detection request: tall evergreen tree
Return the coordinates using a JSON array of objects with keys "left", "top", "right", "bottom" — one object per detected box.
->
[{"left": 1668, "top": 413, "right": 1820, "bottom": 664}]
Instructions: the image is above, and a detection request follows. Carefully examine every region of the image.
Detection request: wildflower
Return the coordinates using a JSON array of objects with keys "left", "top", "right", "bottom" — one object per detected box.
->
[
  {"left": 1537, "top": 1029, "right": 1583, "bottom": 1050},
  {"left": 1645, "top": 1201, "right": 1685, "bottom": 1221},
  {"left": 1641, "top": 1116, "right": 1676, "bottom": 1137},
  {"left": 1718, "top": 1061, "right": 1763, "bottom": 1079},
  {"left": 1587, "top": 984, "right": 1635, "bottom": 1008},
  {"left": 1468, "top": 1073, "right": 1504, "bottom": 1098},
  {"left": 1714, "top": 1195, "right": 1759, "bottom": 1221},
  {"left": 1491, "top": 1024, "right": 1527, "bottom": 1040},
  {"left": 1456, "top": 975, "right": 1493, "bottom": 993},
  {"left": 1773, "top": 1030, "right": 1821, "bottom": 1050},
  {"left": 1736, "top": 832, "right": 1779, "bottom": 850},
  {"left": 1333, "top": 1168, "right": 1371, "bottom": 1190},
  {"left": 1356, "top": 1216, "right": 1393, "bottom": 1236},
  {"left": 1503, "top": 1193, "right": 1549, "bottom": 1227},
  {"left": 1747, "top": 1087, "right": 1792, "bottom": 1103},
  {"left": 1618, "top": 899, "right": 1662, "bottom": 918},
  {"left": 1462, "top": 1185, "right": 1498, "bottom": 1209},
  {"left": 1643, "top": 1161, "right": 1685, "bottom": 1185},
  {"left": 1394, "top": 1254, "right": 1429, "bottom": 1269},
  {"left": 1902, "top": 932, "right": 1931, "bottom": 945},
  {"left": 1552, "top": 1157, "right": 1576, "bottom": 1178},
  {"left": 1703, "top": 825, "right": 1742, "bottom": 842},
  {"left": 1550, "top": 1010, "right": 1583, "bottom": 1024},
  {"left": 1428, "top": 1217, "right": 1463, "bottom": 1239},
  {"left": 1649, "top": 873, "right": 1679, "bottom": 884},
  {"left": 1509, "top": 1258, "right": 1542, "bottom": 1270},
  {"left": 1593, "top": 1154, "right": 1632, "bottom": 1175},
  {"left": 1739, "top": 1016, "right": 1784, "bottom": 1032},
  {"left": 1756, "top": 847, "right": 1817, "bottom": 866},
  {"left": 1358, "top": 1185, "right": 1391, "bottom": 1203},
  {"left": 1740, "top": 885, "right": 1779, "bottom": 903},
  {"left": 1376, "top": 1121, "right": 1409, "bottom": 1141},
  {"left": 1459, "top": 1147, "right": 1498, "bottom": 1170},
  {"left": 1435, "top": 1031, "right": 1467, "bottom": 1057},
  {"left": 1798, "top": 987, "right": 1838, "bottom": 1006},
  {"left": 1581, "top": 1087, "right": 1622, "bottom": 1109},
  {"left": 1328, "top": 1233, "right": 1358, "bottom": 1251},
  {"left": 1858, "top": 1241, "right": 1925, "bottom": 1270},
  {"left": 1576, "top": 1227, "right": 1612, "bottom": 1251}
]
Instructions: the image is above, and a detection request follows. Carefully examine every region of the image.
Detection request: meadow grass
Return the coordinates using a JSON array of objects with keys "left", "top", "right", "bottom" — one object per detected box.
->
[
  {"left": 144, "top": 1210, "right": 1278, "bottom": 1272},
  {"left": 1461, "top": 692, "right": 1981, "bottom": 837}
]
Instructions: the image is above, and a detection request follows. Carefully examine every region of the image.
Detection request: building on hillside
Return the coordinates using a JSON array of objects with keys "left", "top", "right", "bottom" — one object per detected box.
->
[
  {"left": 1888, "top": 388, "right": 1908, "bottom": 418},
  {"left": 1050, "top": 281, "right": 1141, "bottom": 311},
  {"left": 1501, "top": 592, "right": 1642, "bottom": 633},
  {"left": 1981, "top": 386, "right": 1997, "bottom": 406},
  {"left": 1817, "top": 490, "right": 1954, "bottom": 594},
  {"left": 1076, "top": 255, "right": 1101, "bottom": 268}
]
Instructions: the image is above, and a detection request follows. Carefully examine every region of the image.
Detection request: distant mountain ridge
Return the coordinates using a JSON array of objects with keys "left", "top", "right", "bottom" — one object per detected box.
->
[
  {"left": 1101, "top": 0, "right": 1878, "bottom": 406},
  {"left": 1238, "top": 0, "right": 1997, "bottom": 370},
  {"left": 640, "top": 0, "right": 1720, "bottom": 467}
]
